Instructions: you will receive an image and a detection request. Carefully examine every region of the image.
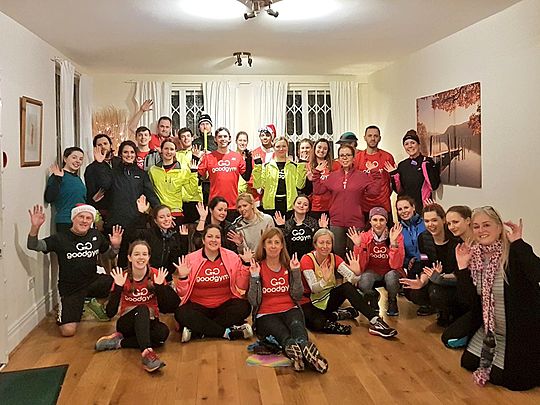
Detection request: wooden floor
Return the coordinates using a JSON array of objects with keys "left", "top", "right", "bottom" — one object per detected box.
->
[{"left": 5, "top": 296, "right": 540, "bottom": 405}]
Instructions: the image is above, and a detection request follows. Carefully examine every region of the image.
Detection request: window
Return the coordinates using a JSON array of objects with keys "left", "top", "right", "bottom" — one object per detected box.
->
[
  {"left": 171, "top": 85, "right": 205, "bottom": 134},
  {"left": 286, "top": 85, "right": 333, "bottom": 157}
]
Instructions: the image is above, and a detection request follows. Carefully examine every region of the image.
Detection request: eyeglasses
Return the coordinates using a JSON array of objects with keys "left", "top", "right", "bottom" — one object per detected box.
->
[{"left": 339, "top": 153, "right": 353, "bottom": 158}]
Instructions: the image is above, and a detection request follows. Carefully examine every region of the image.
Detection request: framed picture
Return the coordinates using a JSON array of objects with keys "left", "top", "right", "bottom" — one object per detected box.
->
[{"left": 20, "top": 96, "right": 43, "bottom": 167}]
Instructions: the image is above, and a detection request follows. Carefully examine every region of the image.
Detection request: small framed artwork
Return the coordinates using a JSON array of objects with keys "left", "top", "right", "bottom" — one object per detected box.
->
[{"left": 20, "top": 96, "right": 43, "bottom": 167}]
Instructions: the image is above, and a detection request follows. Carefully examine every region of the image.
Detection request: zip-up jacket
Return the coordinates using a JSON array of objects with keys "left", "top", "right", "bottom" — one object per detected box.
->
[
  {"left": 175, "top": 247, "right": 250, "bottom": 303},
  {"left": 252, "top": 159, "right": 307, "bottom": 211},
  {"left": 148, "top": 161, "right": 199, "bottom": 214}
]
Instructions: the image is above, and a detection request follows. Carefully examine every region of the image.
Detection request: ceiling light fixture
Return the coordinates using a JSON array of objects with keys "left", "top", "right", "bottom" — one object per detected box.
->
[
  {"left": 233, "top": 52, "right": 253, "bottom": 67},
  {"left": 238, "top": 0, "right": 281, "bottom": 20}
]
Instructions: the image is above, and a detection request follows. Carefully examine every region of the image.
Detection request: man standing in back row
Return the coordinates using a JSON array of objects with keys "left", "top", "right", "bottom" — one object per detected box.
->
[{"left": 354, "top": 125, "right": 396, "bottom": 226}]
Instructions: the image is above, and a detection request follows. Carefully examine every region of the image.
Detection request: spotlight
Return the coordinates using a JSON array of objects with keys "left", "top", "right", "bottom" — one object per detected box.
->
[
  {"left": 233, "top": 52, "right": 253, "bottom": 68},
  {"left": 266, "top": 8, "right": 279, "bottom": 18},
  {"left": 244, "top": 11, "right": 256, "bottom": 20}
]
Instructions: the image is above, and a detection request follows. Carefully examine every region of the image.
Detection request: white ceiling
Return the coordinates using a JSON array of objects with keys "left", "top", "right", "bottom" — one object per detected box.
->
[{"left": 0, "top": 0, "right": 520, "bottom": 76}]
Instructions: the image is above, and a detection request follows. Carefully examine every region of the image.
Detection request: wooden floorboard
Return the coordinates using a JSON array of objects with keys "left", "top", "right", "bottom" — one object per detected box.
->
[{"left": 4, "top": 296, "right": 539, "bottom": 405}]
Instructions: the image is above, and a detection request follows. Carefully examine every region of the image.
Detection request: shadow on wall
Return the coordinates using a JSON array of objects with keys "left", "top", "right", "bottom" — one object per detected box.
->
[{"left": 13, "top": 223, "right": 58, "bottom": 314}]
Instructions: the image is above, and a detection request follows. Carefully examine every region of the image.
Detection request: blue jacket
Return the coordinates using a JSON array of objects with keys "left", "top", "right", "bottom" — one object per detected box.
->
[{"left": 399, "top": 213, "right": 425, "bottom": 267}]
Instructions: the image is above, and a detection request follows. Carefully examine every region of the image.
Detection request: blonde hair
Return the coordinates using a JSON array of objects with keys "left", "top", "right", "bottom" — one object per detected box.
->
[
  {"left": 236, "top": 192, "right": 263, "bottom": 220},
  {"left": 313, "top": 228, "right": 334, "bottom": 247},
  {"left": 471, "top": 206, "right": 510, "bottom": 272},
  {"left": 274, "top": 136, "right": 289, "bottom": 147}
]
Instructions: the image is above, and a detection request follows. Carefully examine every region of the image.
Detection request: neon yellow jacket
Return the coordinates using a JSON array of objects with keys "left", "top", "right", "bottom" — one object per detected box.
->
[
  {"left": 148, "top": 161, "right": 199, "bottom": 214},
  {"left": 253, "top": 159, "right": 307, "bottom": 211},
  {"left": 176, "top": 150, "right": 203, "bottom": 202}
]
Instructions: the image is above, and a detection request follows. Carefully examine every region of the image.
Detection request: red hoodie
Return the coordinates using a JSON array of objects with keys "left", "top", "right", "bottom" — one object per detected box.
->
[{"left": 312, "top": 166, "right": 381, "bottom": 229}]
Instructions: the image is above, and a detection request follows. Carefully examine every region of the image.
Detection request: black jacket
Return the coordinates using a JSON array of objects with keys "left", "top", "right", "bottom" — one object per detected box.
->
[
  {"left": 84, "top": 157, "right": 121, "bottom": 213},
  {"left": 102, "top": 162, "right": 160, "bottom": 228}
]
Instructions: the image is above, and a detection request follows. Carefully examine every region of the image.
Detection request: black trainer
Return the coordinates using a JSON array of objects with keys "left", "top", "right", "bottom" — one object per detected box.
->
[
  {"left": 322, "top": 321, "right": 352, "bottom": 335},
  {"left": 368, "top": 317, "right": 398, "bottom": 338},
  {"left": 417, "top": 305, "right": 436, "bottom": 316},
  {"left": 335, "top": 306, "right": 359, "bottom": 321},
  {"left": 386, "top": 299, "right": 399, "bottom": 316},
  {"left": 285, "top": 343, "right": 304, "bottom": 372},
  {"left": 301, "top": 342, "right": 328, "bottom": 374}
]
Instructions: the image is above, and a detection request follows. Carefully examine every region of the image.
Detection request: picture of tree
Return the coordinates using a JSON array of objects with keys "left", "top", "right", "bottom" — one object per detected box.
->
[{"left": 416, "top": 82, "right": 481, "bottom": 188}]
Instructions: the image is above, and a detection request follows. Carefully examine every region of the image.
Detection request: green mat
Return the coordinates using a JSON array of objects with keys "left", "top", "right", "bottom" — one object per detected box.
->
[{"left": 0, "top": 364, "right": 68, "bottom": 405}]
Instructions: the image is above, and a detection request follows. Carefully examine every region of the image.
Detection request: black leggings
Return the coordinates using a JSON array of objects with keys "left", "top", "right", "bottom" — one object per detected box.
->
[
  {"left": 174, "top": 299, "right": 251, "bottom": 338},
  {"left": 116, "top": 305, "right": 169, "bottom": 351},
  {"left": 302, "top": 282, "right": 377, "bottom": 331},
  {"left": 255, "top": 307, "right": 308, "bottom": 348}
]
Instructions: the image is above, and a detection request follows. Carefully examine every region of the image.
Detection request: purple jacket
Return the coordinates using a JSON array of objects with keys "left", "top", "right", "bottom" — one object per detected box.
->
[{"left": 313, "top": 166, "right": 381, "bottom": 229}]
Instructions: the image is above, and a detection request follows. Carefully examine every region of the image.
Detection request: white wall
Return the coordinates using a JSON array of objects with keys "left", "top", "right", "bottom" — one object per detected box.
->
[
  {"left": 0, "top": 11, "right": 69, "bottom": 354},
  {"left": 368, "top": 0, "right": 540, "bottom": 248}
]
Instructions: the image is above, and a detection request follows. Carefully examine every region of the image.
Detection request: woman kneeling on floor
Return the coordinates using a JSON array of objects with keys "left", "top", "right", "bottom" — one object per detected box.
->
[
  {"left": 95, "top": 240, "right": 170, "bottom": 373},
  {"left": 248, "top": 228, "right": 328, "bottom": 373},
  {"left": 300, "top": 228, "right": 397, "bottom": 338},
  {"left": 454, "top": 207, "right": 540, "bottom": 391},
  {"left": 348, "top": 207, "right": 405, "bottom": 316},
  {"left": 173, "top": 224, "right": 253, "bottom": 342}
]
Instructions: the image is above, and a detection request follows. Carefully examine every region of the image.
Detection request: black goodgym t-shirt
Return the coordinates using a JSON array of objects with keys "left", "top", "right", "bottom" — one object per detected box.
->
[{"left": 43, "top": 229, "right": 110, "bottom": 296}]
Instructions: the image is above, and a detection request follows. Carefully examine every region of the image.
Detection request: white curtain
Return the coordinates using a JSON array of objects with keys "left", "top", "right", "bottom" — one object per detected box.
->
[
  {"left": 254, "top": 81, "right": 288, "bottom": 139},
  {"left": 203, "top": 81, "right": 238, "bottom": 132},
  {"left": 59, "top": 60, "right": 75, "bottom": 151},
  {"left": 134, "top": 81, "right": 172, "bottom": 131},
  {"left": 329, "top": 81, "right": 360, "bottom": 141},
  {"left": 79, "top": 74, "right": 94, "bottom": 168}
]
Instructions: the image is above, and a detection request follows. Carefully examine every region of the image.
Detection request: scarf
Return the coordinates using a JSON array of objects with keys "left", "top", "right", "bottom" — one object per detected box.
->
[{"left": 468, "top": 240, "right": 503, "bottom": 386}]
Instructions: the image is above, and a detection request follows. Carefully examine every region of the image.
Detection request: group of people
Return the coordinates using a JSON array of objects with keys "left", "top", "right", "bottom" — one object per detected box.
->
[{"left": 30, "top": 103, "right": 539, "bottom": 391}]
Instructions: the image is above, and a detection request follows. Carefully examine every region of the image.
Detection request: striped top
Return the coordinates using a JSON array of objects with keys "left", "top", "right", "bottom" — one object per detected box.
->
[{"left": 466, "top": 267, "right": 506, "bottom": 370}]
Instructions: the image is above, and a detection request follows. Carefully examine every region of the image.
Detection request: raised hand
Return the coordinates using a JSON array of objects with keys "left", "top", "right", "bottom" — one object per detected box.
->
[
  {"left": 154, "top": 267, "right": 168, "bottom": 285},
  {"left": 299, "top": 150, "right": 310, "bottom": 162},
  {"left": 389, "top": 223, "right": 403, "bottom": 244},
  {"left": 239, "top": 248, "right": 253, "bottom": 263},
  {"left": 455, "top": 243, "right": 472, "bottom": 270},
  {"left": 347, "top": 227, "right": 362, "bottom": 246},
  {"left": 49, "top": 163, "right": 64, "bottom": 177},
  {"left": 190, "top": 158, "right": 199, "bottom": 171},
  {"left": 111, "top": 267, "right": 127, "bottom": 287},
  {"left": 140, "top": 99, "right": 154, "bottom": 112},
  {"left": 273, "top": 211, "right": 286, "bottom": 226},
  {"left": 384, "top": 161, "right": 397, "bottom": 173},
  {"left": 196, "top": 202, "right": 208, "bottom": 221},
  {"left": 249, "top": 258, "right": 261, "bottom": 276},
  {"left": 423, "top": 198, "right": 436, "bottom": 207},
  {"left": 423, "top": 266, "right": 434, "bottom": 278},
  {"left": 173, "top": 256, "right": 190, "bottom": 279},
  {"left": 109, "top": 225, "right": 124, "bottom": 249},
  {"left": 29, "top": 205, "right": 46, "bottom": 229},
  {"left": 315, "top": 160, "right": 328, "bottom": 173},
  {"left": 504, "top": 219, "right": 523, "bottom": 243},
  {"left": 432, "top": 261, "right": 443, "bottom": 274},
  {"left": 346, "top": 251, "right": 361, "bottom": 275},
  {"left": 93, "top": 146, "right": 106, "bottom": 163},
  {"left": 320, "top": 258, "right": 333, "bottom": 282},
  {"left": 227, "top": 230, "right": 244, "bottom": 246},
  {"left": 179, "top": 224, "right": 189, "bottom": 236},
  {"left": 399, "top": 277, "right": 424, "bottom": 290},
  {"left": 191, "top": 144, "right": 203, "bottom": 158},
  {"left": 92, "top": 188, "right": 106, "bottom": 203},
  {"left": 137, "top": 195, "right": 150, "bottom": 213},
  {"left": 289, "top": 253, "right": 300, "bottom": 270},
  {"left": 318, "top": 213, "right": 329, "bottom": 229}
]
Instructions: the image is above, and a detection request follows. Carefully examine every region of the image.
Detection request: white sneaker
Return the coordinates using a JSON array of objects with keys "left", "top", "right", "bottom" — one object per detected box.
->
[{"left": 181, "top": 327, "right": 192, "bottom": 343}]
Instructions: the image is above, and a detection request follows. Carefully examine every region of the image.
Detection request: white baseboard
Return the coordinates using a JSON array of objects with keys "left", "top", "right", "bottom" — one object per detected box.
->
[{"left": 7, "top": 290, "right": 57, "bottom": 354}]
